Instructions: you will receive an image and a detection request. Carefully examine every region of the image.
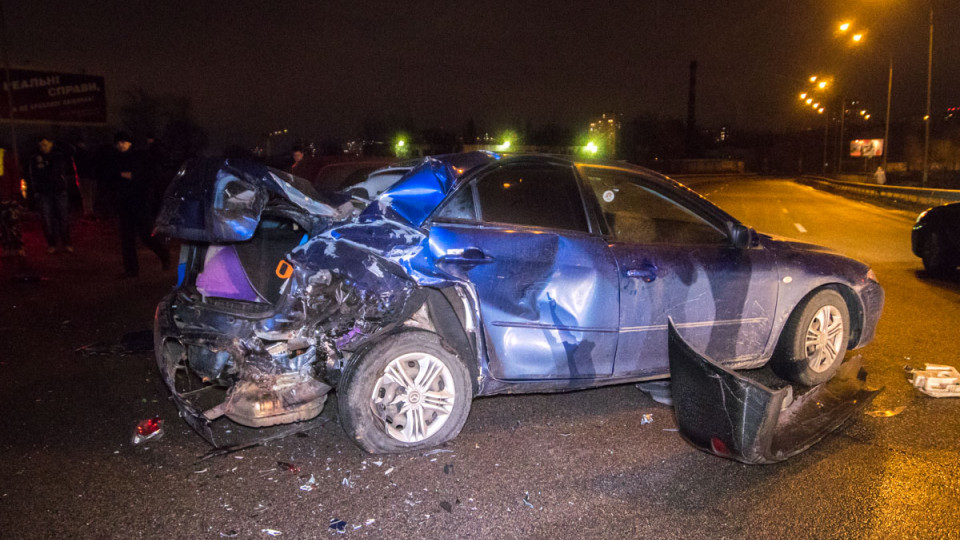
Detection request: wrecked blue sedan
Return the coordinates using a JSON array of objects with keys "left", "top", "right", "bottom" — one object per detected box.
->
[{"left": 154, "top": 153, "right": 883, "bottom": 455}]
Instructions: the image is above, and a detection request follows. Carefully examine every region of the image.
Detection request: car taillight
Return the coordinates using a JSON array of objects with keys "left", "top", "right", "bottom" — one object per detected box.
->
[{"left": 132, "top": 416, "right": 164, "bottom": 444}]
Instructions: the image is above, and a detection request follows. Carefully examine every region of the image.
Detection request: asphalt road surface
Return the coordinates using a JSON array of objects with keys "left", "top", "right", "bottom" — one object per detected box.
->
[{"left": 2, "top": 176, "right": 958, "bottom": 539}]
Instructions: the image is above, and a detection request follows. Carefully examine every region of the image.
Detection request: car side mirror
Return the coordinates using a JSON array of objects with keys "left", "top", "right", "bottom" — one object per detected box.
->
[{"left": 728, "top": 223, "right": 755, "bottom": 250}]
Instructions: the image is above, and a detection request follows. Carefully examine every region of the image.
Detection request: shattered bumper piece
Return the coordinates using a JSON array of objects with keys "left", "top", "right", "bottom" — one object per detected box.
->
[
  {"left": 155, "top": 300, "right": 332, "bottom": 448},
  {"left": 668, "top": 320, "right": 881, "bottom": 464},
  {"left": 906, "top": 364, "right": 960, "bottom": 397},
  {"left": 132, "top": 416, "right": 164, "bottom": 445}
]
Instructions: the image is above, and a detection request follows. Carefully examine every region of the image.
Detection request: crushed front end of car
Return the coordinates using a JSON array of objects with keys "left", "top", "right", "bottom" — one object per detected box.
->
[{"left": 153, "top": 156, "right": 492, "bottom": 448}]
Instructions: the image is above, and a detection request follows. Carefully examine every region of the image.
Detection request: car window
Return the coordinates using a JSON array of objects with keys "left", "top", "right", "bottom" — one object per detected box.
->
[
  {"left": 582, "top": 167, "right": 726, "bottom": 245},
  {"left": 474, "top": 164, "right": 588, "bottom": 232},
  {"left": 435, "top": 185, "right": 476, "bottom": 221}
]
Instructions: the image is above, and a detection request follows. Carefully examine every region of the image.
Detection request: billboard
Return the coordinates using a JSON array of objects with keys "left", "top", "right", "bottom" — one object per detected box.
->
[
  {"left": 849, "top": 139, "right": 884, "bottom": 158},
  {"left": 0, "top": 68, "right": 106, "bottom": 124}
]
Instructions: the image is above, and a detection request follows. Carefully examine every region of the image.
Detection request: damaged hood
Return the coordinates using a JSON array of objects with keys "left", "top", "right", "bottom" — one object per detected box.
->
[
  {"left": 155, "top": 158, "right": 353, "bottom": 243},
  {"left": 360, "top": 152, "right": 498, "bottom": 228}
]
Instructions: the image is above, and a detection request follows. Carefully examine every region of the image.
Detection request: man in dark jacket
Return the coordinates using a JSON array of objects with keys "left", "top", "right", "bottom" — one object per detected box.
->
[
  {"left": 27, "top": 137, "right": 73, "bottom": 253},
  {"left": 106, "top": 132, "right": 169, "bottom": 278},
  {"left": 0, "top": 146, "right": 24, "bottom": 256}
]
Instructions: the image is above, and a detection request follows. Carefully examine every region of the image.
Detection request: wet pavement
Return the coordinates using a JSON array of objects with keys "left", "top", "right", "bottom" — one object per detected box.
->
[{"left": 2, "top": 178, "right": 959, "bottom": 539}]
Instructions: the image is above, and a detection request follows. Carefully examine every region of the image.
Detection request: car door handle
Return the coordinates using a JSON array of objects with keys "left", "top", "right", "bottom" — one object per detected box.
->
[
  {"left": 626, "top": 263, "right": 658, "bottom": 282},
  {"left": 439, "top": 247, "right": 494, "bottom": 265}
]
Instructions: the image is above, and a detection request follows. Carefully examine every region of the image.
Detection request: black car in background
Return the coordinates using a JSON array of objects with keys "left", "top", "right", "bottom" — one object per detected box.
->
[{"left": 912, "top": 202, "right": 960, "bottom": 274}]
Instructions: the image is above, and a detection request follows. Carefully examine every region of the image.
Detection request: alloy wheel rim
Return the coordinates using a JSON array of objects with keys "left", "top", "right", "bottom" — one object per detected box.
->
[
  {"left": 370, "top": 352, "right": 455, "bottom": 443},
  {"left": 804, "top": 305, "right": 844, "bottom": 373}
]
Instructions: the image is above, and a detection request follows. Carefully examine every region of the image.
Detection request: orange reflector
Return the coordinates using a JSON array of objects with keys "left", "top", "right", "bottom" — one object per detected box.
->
[{"left": 276, "top": 260, "right": 293, "bottom": 279}]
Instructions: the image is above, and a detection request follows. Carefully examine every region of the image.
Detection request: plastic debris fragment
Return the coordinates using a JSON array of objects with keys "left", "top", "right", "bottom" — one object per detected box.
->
[
  {"left": 277, "top": 461, "right": 300, "bottom": 473},
  {"left": 636, "top": 380, "right": 673, "bottom": 406},
  {"left": 866, "top": 406, "right": 906, "bottom": 417},
  {"left": 219, "top": 531, "right": 239, "bottom": 538},
  {"left": 76, "top": 329, "right": 155, "bottom": 356},
  {"left": 300, "top": 474, "right": 317, "bottom": 491},
  {"left": 906, "top": 364, "right": 960, "bottom": 398},
  {"left": 522, "top": 492, "right": 534, "bottom": 508},
  {"left": 423, "top": 448, "right": 453, "bottom": 456},
  {"left": 261, "top": 529, "right": 282, "bottom": 536},
  {"left": 329, "top": 519, "right": 347, "bottom": 534},
  {"left": 640, "top": 414, "right": 653, "bottom": 425},
  {"left": 384, "top": 467, "right": 394, "bottom": 476},
  {"left": 131, "top": 416, "right": 164, "bottom": 445}
]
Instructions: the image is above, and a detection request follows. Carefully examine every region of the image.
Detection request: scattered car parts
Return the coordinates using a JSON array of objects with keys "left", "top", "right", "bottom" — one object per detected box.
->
[{"left": 906, "top": 364, "right": 960, "bottom": 397}]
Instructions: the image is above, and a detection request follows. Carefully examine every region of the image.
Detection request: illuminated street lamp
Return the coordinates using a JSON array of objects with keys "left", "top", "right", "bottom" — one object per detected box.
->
[
  {"left": 585, "top": 141, "right": 599, "bottom": 155},
  {"left": 818, "top": 81, "right": 828, "bottom": 90},
  {"left": 800, "top": 92, "right": 807, "bottom": 100},
  {"left": 806, "top": 98, "right": 814, "bottom": 105},
  {"left": 395, "top": 137, "right": 408, "bottom": 158},
  {"left": 839, "top": 22, "right": 851, "bottom": 32}
]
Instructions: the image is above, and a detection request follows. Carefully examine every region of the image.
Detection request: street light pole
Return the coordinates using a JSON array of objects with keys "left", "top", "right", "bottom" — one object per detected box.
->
[
  {"left": 838, "top": 96, "right": 845, "bottom": 175},
  {"left": 921, "top": 5, "right": 933, "bottom": 187},
  {"left": 883, "top": 55, "right": 892, "bottom": 174},
  {"left": 823, "top": 107, "right": 829, "bottom": 175}
]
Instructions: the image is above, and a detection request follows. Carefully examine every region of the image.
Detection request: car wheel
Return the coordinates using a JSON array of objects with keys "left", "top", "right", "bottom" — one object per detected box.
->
[
  {"left": 338, "top": 330, "right": 472, "bottom": 453},
  {"left": 771, "top": 289, "right": 850, "bottom": 386},
  {"left": 921, "top": 231, "right": 953, "bottom": 274}
]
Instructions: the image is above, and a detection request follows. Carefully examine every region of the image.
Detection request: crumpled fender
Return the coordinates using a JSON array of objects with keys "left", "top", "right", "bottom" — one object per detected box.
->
[{"left": 668, "top": 319, "right": 881, "bottom": 464}]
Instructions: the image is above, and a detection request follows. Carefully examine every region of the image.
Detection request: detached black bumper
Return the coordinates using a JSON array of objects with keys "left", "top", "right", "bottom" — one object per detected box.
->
[{"left": 668, "top": 320, "right": 881, "bottom": 464}]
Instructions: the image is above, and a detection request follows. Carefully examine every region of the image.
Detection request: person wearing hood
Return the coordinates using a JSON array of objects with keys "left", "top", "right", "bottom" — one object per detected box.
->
[{"left": 106, "top": 131, "right": 170, "bottom": 278}]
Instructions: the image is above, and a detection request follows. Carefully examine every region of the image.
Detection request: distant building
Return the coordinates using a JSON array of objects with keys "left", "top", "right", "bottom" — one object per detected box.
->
[{"left": 588, "top": 113, "right": 621, "bottom": 156}]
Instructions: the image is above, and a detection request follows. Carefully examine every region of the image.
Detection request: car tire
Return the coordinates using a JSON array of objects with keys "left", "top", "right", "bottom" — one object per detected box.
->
[
  {"left": 338, "top": 330, "right": 472, "bottom": 454},
  {"left": 771, "top": 289, "right": 850, "bottom": 386},
  {"left": 921, "top": 231, "right": 953, "bottom": 274}
]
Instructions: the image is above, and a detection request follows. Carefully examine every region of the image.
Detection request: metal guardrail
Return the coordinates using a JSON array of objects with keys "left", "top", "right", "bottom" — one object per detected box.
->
[{"left": 798, "top": 175, "right": 960, "bottom": 212}]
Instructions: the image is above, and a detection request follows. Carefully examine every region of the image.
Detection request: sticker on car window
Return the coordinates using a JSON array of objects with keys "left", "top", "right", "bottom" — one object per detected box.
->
[{"left": 602, "top": 190, "right": 615, "bottom": 203}]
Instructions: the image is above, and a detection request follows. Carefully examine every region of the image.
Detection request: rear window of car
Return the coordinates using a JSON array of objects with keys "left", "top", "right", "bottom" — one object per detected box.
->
[{"left": 474, "top": 164, "right": 588, "bottom": 232}]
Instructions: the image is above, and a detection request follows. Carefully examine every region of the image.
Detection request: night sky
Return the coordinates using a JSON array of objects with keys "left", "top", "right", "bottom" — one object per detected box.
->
[{"left": 8, "top": 0, "right": 959, "bottom": 149}]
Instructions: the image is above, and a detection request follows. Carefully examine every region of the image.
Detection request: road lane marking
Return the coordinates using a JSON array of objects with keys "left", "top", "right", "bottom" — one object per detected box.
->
[{"left": 794, "top": 222, "right": 807, "bottom": 233}]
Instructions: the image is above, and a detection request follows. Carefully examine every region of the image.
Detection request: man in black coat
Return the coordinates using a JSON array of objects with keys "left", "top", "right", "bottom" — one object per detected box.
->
[
  {"left": 106, "top": 132, "right": 169, "bottom": 278},
  {"left": 27, "top": 137, "right": 73, "bottom": 253}
]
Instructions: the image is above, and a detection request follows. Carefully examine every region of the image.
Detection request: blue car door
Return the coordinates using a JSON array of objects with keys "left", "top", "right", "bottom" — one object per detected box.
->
[
  {"left": 426, "top": 160, "right": 620, "bottom": 380},
  {"left": 578, "top": 166, "right": 779, "bottom": 377}
]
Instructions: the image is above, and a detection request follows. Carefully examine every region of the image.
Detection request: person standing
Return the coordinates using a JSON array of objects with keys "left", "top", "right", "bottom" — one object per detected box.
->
[
  {"left": 74, "top": 139, "right": 98, "bottom": 219},
  {"left": 27, "top": 137, "right": 73, "bottom": 253},
  {"left": 106, "top": 132, "right": 169, "bottom": 278},
  {"left": 0, "top": 145, "right": 24, "bottom": 256}
]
